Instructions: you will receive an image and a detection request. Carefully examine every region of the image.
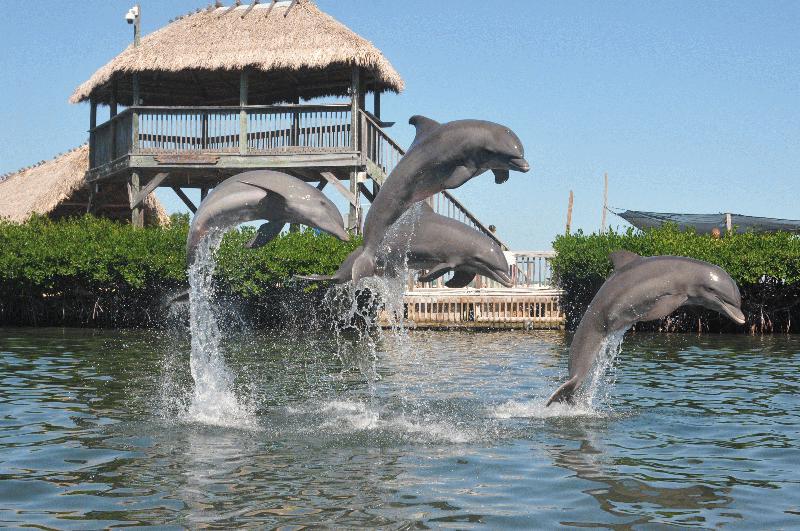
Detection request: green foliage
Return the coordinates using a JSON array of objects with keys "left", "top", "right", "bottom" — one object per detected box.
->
[
  {"left": 0, "top": 215, "right": 359, "bottom": 327},
  {"left": 552, "top": 225, "right": 800, "bottom": 332}
]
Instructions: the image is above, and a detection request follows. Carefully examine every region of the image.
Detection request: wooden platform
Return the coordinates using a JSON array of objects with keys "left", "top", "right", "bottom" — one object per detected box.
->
[{"left": 381, "top": 287, "right": 565, "bottom": 330}]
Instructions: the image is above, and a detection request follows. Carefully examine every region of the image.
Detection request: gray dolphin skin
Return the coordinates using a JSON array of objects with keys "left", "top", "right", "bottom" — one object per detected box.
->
[
  {"left": 298, "top": 203, "right": 513, "bottom": 288},
  {"left": 186, "top": 170, "right": 349, "bottom": 264},
  {"left": 546, "top": 251, "right": 746, "bottom": 406},
  {"left": 350, "top": 115, "right": 530, "bottom": 283}
]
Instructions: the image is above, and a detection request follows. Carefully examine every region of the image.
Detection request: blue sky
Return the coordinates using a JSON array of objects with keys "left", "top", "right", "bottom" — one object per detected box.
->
[{"left": 1, "top": 1, "right": 797, "bottom": 249}]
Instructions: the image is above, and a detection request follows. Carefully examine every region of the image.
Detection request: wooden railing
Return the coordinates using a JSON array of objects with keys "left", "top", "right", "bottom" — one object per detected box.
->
[
  {"left": 412, "top": 251, "right": 556, "bottom": 290},
  {"left": 89, "top": 104, "right": 354, "bottom": 168},
  {"left": 400, "top": 292, "right": 563, "bottom": 329},
  {"left": 359, "top": 110, "right": 507, "bottom": 250}
]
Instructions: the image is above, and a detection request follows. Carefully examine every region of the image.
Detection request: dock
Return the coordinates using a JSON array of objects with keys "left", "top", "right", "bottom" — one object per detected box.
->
[{"left": 382, "top": 251, "right": 565, "bottom": 329}]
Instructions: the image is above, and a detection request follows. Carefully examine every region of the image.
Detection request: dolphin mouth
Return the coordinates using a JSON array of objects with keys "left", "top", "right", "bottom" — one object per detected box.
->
[
  {"left": 508, "top": 157, "right": 530, "bottom": 173},
  {"left": 323, "top": 221, "right": 350, "bottom": 242},
  {"left": 719, "top": 299, "right": 746, "bottom": 324},
  {"left": 489, "top": 269, "right": 514, "bottom": 288}
]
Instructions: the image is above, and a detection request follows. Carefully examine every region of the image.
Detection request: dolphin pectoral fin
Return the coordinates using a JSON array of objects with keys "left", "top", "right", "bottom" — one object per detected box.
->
[
  {"left": 546, "top": 377, "right": 579, "bottom": 406},
  {"left": 610, "top": 250, "right": 642, "bottom": 270},
  {"left": 492, "top": 168, "right": 509, "bottom": 184},
  {"left": 245, "top": 221, "right": 286, "bottom": 249},
  {"left": 352, "top": 251, "right": 376, "bottom": 283},
  {"left": 445, "top": 270, "right": 476, "bottom": 288},
  {"left": 417, "top": 263, "right": 454, "bottom": 283},
  {"left": 443, "top": 166, "right": 474, "bottom": 190},
  {"left": 640, "top": 294, "right": 688, "bottom": 322},
  {"left": 408, "top": 115, "right": 441, "bottom": 148}
]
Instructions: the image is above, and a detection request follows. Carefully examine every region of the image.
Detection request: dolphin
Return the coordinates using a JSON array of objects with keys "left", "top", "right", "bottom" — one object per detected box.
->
[
  {"left": 351, "top": 115, "right": 530, "bottom": 283},
  {"left": 186, "top": 170, "right": 349, "bottom": 264},
  {"left": 546, "top": 251, "right": 746, "bottom": 406},
  {"left": 298, "top": 202, "right": 513, "bottom": 288}
]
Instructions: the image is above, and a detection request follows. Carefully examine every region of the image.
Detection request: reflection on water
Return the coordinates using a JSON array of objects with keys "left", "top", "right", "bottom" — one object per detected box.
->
[{"left": 1, "top": 328, "right": 800, "bottom": 528}]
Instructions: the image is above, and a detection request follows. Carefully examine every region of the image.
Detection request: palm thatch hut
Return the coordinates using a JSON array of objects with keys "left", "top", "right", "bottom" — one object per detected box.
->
[
  {"left": 71, "top": 0, "right": 406, "bottom": 231},
  {"left": 0, "top": 145, "right": 169, "bottom": 225}
]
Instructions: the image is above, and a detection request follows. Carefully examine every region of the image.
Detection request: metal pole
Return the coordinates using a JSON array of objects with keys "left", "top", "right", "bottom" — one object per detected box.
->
[{"left": 600, "top": 172, "right": 608, "bottom": 233}]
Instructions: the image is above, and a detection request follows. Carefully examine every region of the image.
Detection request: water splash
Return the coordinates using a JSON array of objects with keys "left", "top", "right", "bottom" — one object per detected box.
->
[
  {"left": 576, "top": 328, "right": 628, "bottom": 408},
  {"left": 183, "top": 230, "right": 257, "bottom": 429}
]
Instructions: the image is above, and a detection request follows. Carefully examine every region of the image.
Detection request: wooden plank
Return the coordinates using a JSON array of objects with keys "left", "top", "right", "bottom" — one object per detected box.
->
[
  {"left": 358, "top": 181, "right": 375, "bottom": 202},
  {"left": 319, "top": 171, "right": 358, "bottom": 207},
  {"left": 130, "top": 172, "right": 169, "bottom": 209},
  {"left": 155, "top": 154, "right": 219, "bottom": 165},
  {"left": 172, "top": 187, "right": 197, "bottom": 214}
]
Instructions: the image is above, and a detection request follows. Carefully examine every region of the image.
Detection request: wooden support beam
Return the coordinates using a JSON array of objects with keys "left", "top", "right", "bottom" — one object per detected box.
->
[
  {"left": 319, "top": 171, "right": 357, "bottom": 206},
  {"left": 89, "top": 100, "right": 97, "bottom": 168},
  {"left": 130, "top": 172, "right": 168, "bottom": 209},
  {"left": 726, "top": 212, "right": 732, "bottom": 234},
  {"left": 172, "top": 187, "right": 197, "bottom": 214},
  {"left": 348, "top": 170, "right": 361, "bottom": 233},
  {"left": 316, "top": 180, "right": 327, "bottom": 191},
  {"left": 200, "top": 187, "right": 209, "bottom": 202},
  {"left": 373, "top": 91, "right": 381, "bottom": 119},
  {"left": 241, "top": 0, "right": 259, "bottom": 18},
  {"left": 358, "top": 181, "right": 375, "bottom": 203},
  {"left": 284, "top": 0, "right": 298, "bottom": 17},
  {"left": 350, "top": 66, "right": 360, "bottom": 151},
  {"left": 265, "top": 0, "right": 278, "bottom": 17},
  {"left": 239, "top": 71, "right": 249, "bottom": 154},
  {"left": 129, "top": 172, "right": 144, "bottom": 227}
]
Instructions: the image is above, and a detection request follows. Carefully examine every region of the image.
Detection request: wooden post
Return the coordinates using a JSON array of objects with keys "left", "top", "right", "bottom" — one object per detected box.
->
[
  {"left": 349, "top": 66, "right": 362, "bottom": 233},
  {"left": 726, "top": 212, "right": 732, "bottom": 234},
  {"left": 133, "top": 4, "right": 141, "bottom": 47},
  {"left": 89, "top": 100, "right": 97, "bottom": 169},
  {"left": 373, "top": 90, "right": 381, "bottom": 120},
  {"left": 350, "top": 65, "right": 360, "bottom": 151},
  {"left": 130, "top": 171, "right": 143, "bottom": 227},
  {"left": 110, "top": 79, "right": 118, "bottom": 158},
  {"left": 600, "top": 172, "right": 608, "bottom": 233},
  {"left": 566, "top": 190, "right": 574, "bottom": 235},
  {"left": 131, "top": 75, "right": 140, "bottom": 151},
  {"left": 239, "top": 71, "right": 249, "bottom": 154},
  {"left": 348, "top": 171, "right": 362, "bottom": 234}
]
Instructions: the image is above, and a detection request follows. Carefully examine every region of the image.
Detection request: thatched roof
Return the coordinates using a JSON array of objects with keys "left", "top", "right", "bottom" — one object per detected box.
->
[
  {"left": 0, "top": 145, "right": 169, "bottom": 226},
  {"left": 70, "top": 1, "right": 404, "bottom": 106}
]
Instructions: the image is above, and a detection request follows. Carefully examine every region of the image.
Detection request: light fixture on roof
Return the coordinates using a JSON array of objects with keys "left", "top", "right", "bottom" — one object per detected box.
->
[{"left": 125, "top": 5, "right": 139, "bottom": 24}]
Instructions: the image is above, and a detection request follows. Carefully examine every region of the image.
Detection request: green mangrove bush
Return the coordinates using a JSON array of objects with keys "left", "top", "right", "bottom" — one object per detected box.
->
[
  {"left": 552, "top": 226, "right": 800, "bottom": 333},
  {"left": 0, "top": 215, "right": 360, "bottom": 327}
]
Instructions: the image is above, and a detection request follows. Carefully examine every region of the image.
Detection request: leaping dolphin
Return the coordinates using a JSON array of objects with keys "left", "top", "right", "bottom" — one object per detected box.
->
[
  {"left": 546, "top": 251, "right": 746, "bottom": 406},
  {"left": 298, "top": 203, "right": 513, "bottom": 288},
  {"left": 351, "top": 115, "right": 530, "bottom": 283},
  {"left": 186, "top": 170, "right": 349, "bottom": 264}
]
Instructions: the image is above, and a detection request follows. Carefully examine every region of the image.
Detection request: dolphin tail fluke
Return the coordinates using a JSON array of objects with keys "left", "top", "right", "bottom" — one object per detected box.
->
[
  {"left": 545, "top": 377, "right": 579, "bottom": 407},
  {"left": 351, "top": 250, "right": 376, "bottom": 283}
]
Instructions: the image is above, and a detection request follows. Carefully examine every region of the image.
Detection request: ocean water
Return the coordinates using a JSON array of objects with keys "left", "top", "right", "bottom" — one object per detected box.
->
[{"left": 1, "top": 328, "right": 799, "bottom": 528}]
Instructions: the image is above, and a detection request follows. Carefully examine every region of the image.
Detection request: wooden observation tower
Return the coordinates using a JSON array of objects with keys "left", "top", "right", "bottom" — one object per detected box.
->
[{"left": 71, "top": 0, "right": 502, "bottom": 245}]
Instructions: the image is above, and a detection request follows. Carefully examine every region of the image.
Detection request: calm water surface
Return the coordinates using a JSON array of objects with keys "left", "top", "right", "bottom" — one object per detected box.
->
[{"left": 1, "top": 327, "right": 799, "bottom": 528}]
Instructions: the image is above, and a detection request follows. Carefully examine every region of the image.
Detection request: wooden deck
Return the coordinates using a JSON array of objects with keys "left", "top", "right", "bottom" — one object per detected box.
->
[{"left": 381, "top": 252, "right": 565, "bottom": 330}]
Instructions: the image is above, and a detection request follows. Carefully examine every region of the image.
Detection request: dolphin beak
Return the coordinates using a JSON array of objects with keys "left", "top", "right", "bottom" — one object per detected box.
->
[
  {"left": 329, "top": 223, "right": 350, "bottom": 242},
  {"left": 719, "top": 300, "right": 746, "bottom": 324},
  {"left": 490, "top": 269, "right": 514, "bottom": 288},
  {"left": 508, "top": 157, "right": 530, "bottom": 173}
]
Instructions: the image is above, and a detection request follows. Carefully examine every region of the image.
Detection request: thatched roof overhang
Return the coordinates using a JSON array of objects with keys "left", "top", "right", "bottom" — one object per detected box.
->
[
  {"left": 70, "top": 1, "right": 404, "bottom": 107},
  {"left": 0, "top": 146, "right": 169, "bottom": 226}
]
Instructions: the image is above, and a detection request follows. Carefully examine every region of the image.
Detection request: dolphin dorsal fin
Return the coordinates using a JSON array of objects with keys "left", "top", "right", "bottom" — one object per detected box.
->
[
  {"left": 408, "top": 115, "right": 440, "bottom": 148},
  {"left": 609, "top": 250, "right": 641, "bottom": 270}
]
